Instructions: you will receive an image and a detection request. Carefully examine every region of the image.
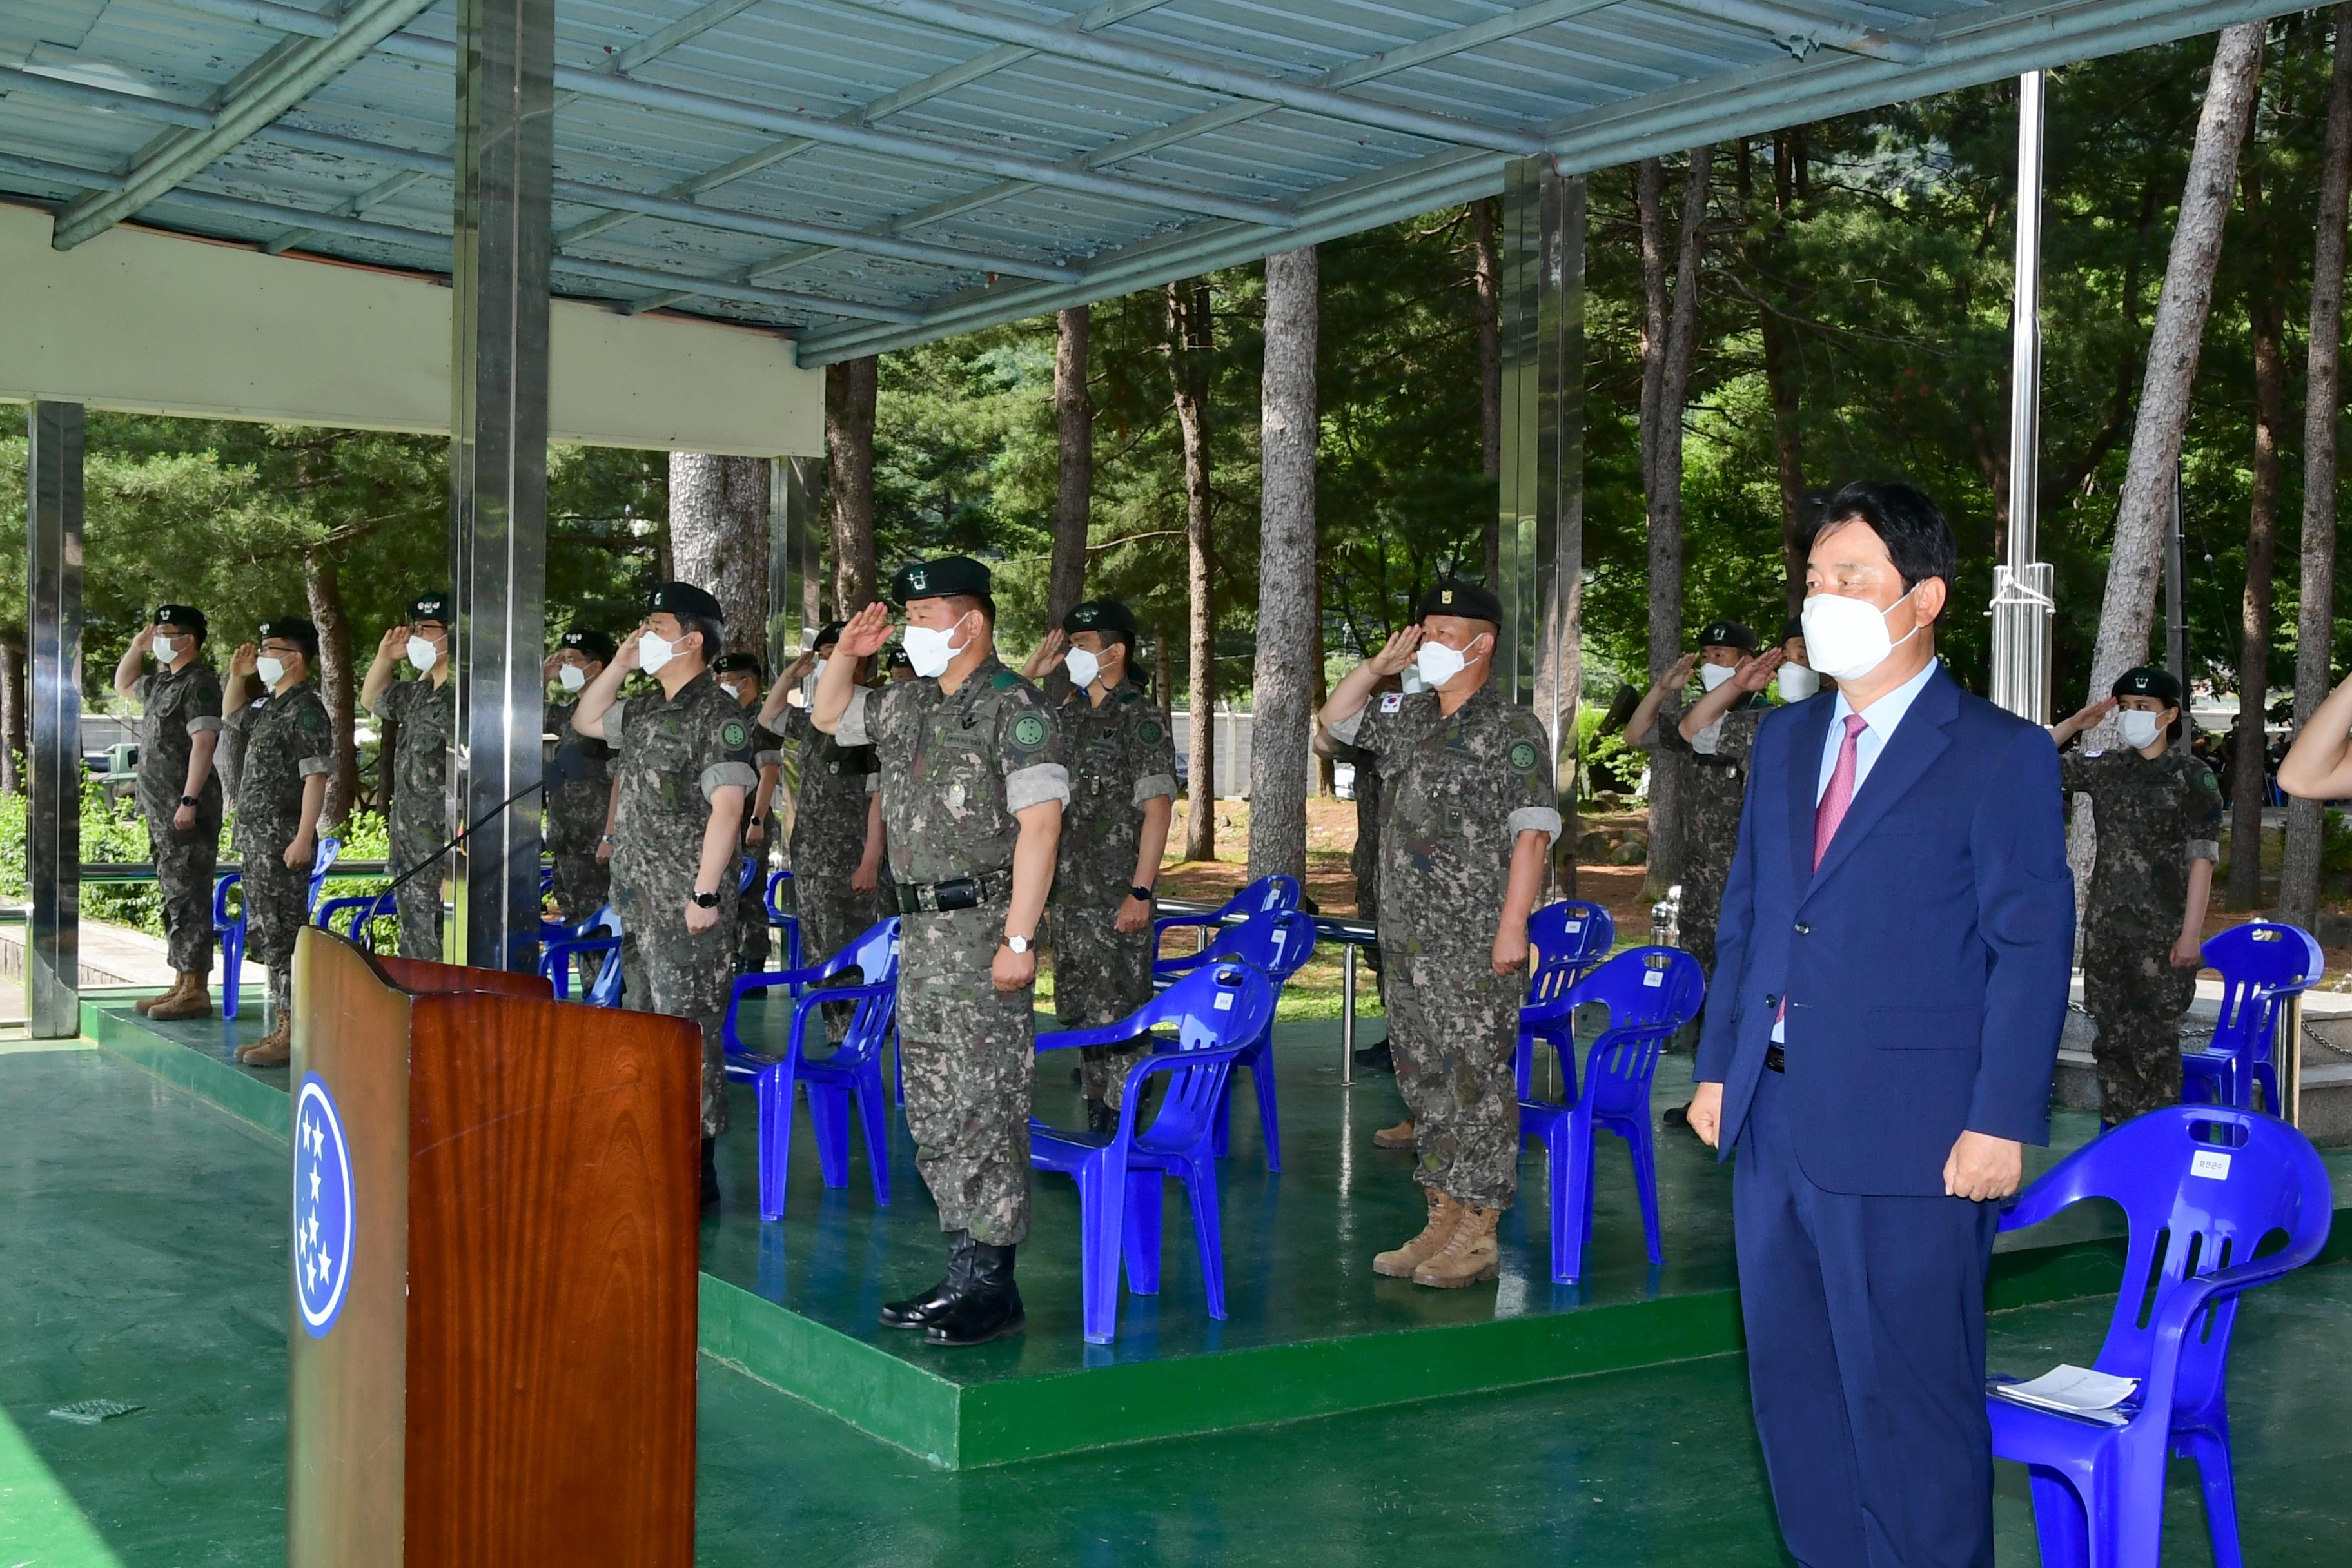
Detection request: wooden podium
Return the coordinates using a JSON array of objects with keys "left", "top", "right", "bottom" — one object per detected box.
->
[{"left": 286, "top": 927, "right": 700, "bottom": 1567}]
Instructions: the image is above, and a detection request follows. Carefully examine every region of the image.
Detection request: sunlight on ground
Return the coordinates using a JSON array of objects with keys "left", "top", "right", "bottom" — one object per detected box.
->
[{"left": 0, "top": 1404, "right": 127, "bottom": 1567}]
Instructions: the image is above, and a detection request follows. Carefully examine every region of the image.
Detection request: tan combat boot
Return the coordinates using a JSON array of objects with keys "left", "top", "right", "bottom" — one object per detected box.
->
[
  {"left": 134, "top": 974, "right": 188, "bottom": 1015},
  {"left": 1373, "top": 1189, "right": 1460, "bottom": 1278},
  {"left": 147, "top": 972, "right": 214, "bottom": 1022},
  {"left": 1413, "top": 1203, "right": 1501, "bottom": 1289},
  {"left": 237, "top": 1019, "right": 291, "bottom": 1068},
  {"left": 1371, "top": 1117, "right": 1416, "bottom": 1150}
]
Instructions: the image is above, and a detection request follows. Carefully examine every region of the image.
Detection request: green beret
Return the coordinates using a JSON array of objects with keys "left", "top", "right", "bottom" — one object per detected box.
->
[
  {"left": 812, "top": 620, "right": 848, "bottom": 651},
  {"left": 1698, "top": 620, "right": 1758, "bottom": 655},
  {"left": 409, "top": 591, "right": 453, "bottom": 625},
  {"left": 1063, "top": 599, "right": 1138, "bottom": 642},
  {"left": 560, "top": 627, "right": 616, "bottom": 665},
  {"left": 714, "top": 652, "right": 763, "bottom": 679},
  {"left": 1416, "top": 578, "right": 1503, "bottom": 625},
  {"left": 153, "top": 603, "right": 208, "bottom": 640},
  {"left": 259, "top": 616, "right": 319, "bottom": 655},
  {"left": 2112, "top": 666, "right": 2182, "bottom": 706},
  {"left": 890, "top": 556, "right": 992, "bottom": 604},
  {"left": 649, "top": 581, "right": 724, "bottom": 623}
]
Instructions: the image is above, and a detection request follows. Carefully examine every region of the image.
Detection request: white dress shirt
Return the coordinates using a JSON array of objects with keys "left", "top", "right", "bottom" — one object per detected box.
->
[{"left": 1815, "top": 657, "right": 1941, "bottom": 805}]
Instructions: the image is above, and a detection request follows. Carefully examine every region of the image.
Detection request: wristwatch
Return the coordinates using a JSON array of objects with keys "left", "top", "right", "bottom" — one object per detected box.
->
[
  {"left": 1004, "top": 933, "right": 1032, "bottom": 955},
  {"left": 691, "top": 888, "right": 720, "bottom": 909},
  {"left": 179, "top": 794, "right": 200, "bottom": 808},
  {"left": 1130, "top": 884, "right": 1154, "bottom": 903}
]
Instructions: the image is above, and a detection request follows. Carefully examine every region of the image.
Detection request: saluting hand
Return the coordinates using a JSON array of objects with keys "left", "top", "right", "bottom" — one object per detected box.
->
[
  {"left": 377, "top": 623, "right": 409, "bottom": 662},
  {"left": 230, "top": 643, "right": 259, "bottom": 679},
  {"left": 1731, "top": 649, "right": 1787, "bottom": 693},
  {"left": 838, "top": 602, "right": 894, "bottom": 660},
  {"left": 614, "top": 627, "right": 646, "bottom": 673},
  {"left": 132, "top": 624, "right": 157, "bottom": 657},
  {"left": 1023, "top": 630, "right": 1068, "bottom": 681},
  {"left": 1660, "top": 652, "right": 1700, "bottom": 693},
  {"left": 2055, "top": 696, "right": 2117, "bottom": 741},
  {"left": 1366, "top": 625, "right": 1423, "bottom": 678}
]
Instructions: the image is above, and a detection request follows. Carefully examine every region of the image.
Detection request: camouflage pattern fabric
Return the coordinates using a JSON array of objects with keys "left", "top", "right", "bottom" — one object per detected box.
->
[
  {"left": 2063, "top": 746, "right": 2224, "bottom": 1124},
  {"left": 1333, "top": 685, "right": 1562, "bottom": 1208},
  {"left": 1049, "top": 686, "right": 1177, "bottom": 1105},
  {"left": 735, "top": 718, "right": 784, "bottom": 974},
  {"left": 132, "top": 662, "right": 226, "bottom": 972},
  {"left": 839, "top": 654, "right": 1070, "bottom": 1245},
  {"left": 1652, "top": 696, "right": 1767, "bottom": 974},
  {"left": 224, "top": 684, "right": 333, "bottom": 1015},
  {"left": 543, "top": 697, "right": 612, "bottom": 924},
  {"left": 371, "top": 677, "right": 455, "bottom": 961},
  {"left": 777, "top": 702, "right": 885, "bottom": 1031},
  {"left": 609, "top": 671, "right": 762, "bottom": 1137}
]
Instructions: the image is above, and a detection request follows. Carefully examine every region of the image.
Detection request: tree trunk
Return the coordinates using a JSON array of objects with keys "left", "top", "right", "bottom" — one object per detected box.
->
[
  {"left": 1170, "top": 280, "right": 1218, "bottom": 862},
  {"left": 1154, "top": 623, "right": 1175, "bottom": 712},
  {"left": 668, "top": 453, "right": 770, "bottom": 654},
  {"left": 825, "top": 357, "right": 879, "bottom": 614},
  {"left": 1050, "top": 307, "right": 1093, "bottom": 623},
  {"left": 0, "top": 637, "right": 21, "bottom": 797},
  {"left": 2227, "top": 150, "right": 2287, "bottom": 912},
  {"left": 1473, "top": 196, "right": 1504, "bottom": 588},
  {"left": 2283, "top": 6, "right": 2352, "bottom": 928},
  {"left": 1250, "top": 246, "right": 1319, "bottom": 885},
  {"left": 2087, "top": 24, "right": 2264, "bottom": 704},
  {"left": 303, "top": 550, "right": 361, "bottom": 829}
]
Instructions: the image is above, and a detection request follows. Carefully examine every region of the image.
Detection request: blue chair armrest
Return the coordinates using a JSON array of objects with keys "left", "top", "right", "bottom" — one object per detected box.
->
[
  {"left": 1152, "top": 949, "right": 1213, "bottom": 980},
  {"left": 1036, "top": 1018, "right": 1157, "bottom": 1055},
  {"left": 727, "top": 964, "right": 834, "bottom": 1006},
  {"left": 1117, "top": 1042, "right": 1255, "bottom": 1099},
  {"left": 726, "top": 980, "right": 890, "bottom": 1063}
]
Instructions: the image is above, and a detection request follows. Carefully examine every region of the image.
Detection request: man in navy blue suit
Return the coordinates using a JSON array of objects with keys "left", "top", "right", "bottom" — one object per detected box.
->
[{"left": 1689, "top": 481, "right": 2073, "bottom": 1568}]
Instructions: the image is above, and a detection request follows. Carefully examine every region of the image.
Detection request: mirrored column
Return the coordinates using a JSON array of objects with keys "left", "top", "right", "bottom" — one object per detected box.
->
[{"left": 26, "top": 400, "right": 84, "bottom": 1036}]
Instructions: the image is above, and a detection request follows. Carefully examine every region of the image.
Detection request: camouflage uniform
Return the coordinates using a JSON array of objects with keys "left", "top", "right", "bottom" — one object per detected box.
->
[
  {"left": 370, "top": 676, "right": 455, "bottom": 960},
  {"left": 223, "top": 683, "right": 333, "bottom": 1016},
  {"left": 132, "top": 661, "right": 226, "bottom": 972},
  {"left": 1331, "top": 686, "right": 1561, "bottom": 1209},
  {"left": 779, "top": 702, "right": 882, "bottom": 975},
  {"left": 839, "top": 655, "right": 1068, "bottom": 1247},
  {"left": 543, "top": 696, "right": 612, "bottom": 923},
  {"left": 1652, "top": 696, "right": 1767, "bottom": 973},
  {"left": 2062, "top": 747, "right": 2224, "bottom": 1123},
  {"left": 609, "top": 671, "right": 761, "bottom": 1138},
  {"left": 1048, "top": 687, "right": 1177, "bottom": 1107},
  {"left": 734, "top": 718, "right": 784, "bottom": 974}
]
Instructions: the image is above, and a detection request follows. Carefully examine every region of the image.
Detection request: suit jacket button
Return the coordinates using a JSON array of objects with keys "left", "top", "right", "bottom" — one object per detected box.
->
[
  {"left": 1764, "top": 994, "right": 1778, "bottom": 1007},
  {"left": 1793, "top": 921, "right": 1810, "bottom": 936}
]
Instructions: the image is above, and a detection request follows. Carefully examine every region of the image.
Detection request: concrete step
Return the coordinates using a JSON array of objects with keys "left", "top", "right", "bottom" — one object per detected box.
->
[{"left": 2057, "top": 1006, "right": 2352, "bottom": 1144}]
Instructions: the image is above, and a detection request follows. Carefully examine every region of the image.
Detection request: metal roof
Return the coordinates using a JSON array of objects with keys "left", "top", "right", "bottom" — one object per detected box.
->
[{"left": 0, "top": 0, "right": 2305, "bottom": 365}]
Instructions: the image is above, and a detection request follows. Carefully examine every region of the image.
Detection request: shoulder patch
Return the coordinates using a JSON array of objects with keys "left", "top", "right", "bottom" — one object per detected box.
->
[
  {"left": 1011, "top": 712, "right": 1048, "bottom": 749},
  {"left": 991, "top": 671, "right": 1021, "bottom": 691},
  {"left": 721, "top": 718, "right": 750, "bottom": 750},
  {"left": 1507, "top": 740, "right": 1540, "bottom": 772},
  {"left": 2194, "top": 765, "right": 2221, "bottom": 794},
  {"left": 1137, "top": 718, "right": 1164, "bottom": 745},
  {"left": 1378, "top": 692, "right": 1404, "bottom": 714}
]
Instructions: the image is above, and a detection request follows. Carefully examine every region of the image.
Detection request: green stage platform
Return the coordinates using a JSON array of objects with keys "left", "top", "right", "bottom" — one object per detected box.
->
[{"left": 72, "top": 995, "right": 2352, "bottom": 1472}]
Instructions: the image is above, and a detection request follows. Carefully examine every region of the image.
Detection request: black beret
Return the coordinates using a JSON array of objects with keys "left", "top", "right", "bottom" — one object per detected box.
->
[
  {"left": 890, "top": 556, "right": 992, "bottom": 603},
  {"left": 560, "top": 627, "right": 616, "bottom": 665},
  {"left": 259, "top": 616, "right": 319, "bottom": 653},
  {"left": 1063, "top": 600, "right": 1138, "bottom": 642},
  {"left": 885, "top": 645, "right": 913, "bottom": 669},
  {"left": 649, "top": 581, "right": 724, "bottom": 623},
  {"left": 1698, "top": 619, "right": 1759, "bottom": 655},
  {"left": 1415, "top": 578, "right": 1503, "bottom": 625},
  {"left": 714, "top": 652, "right": 764, "bottom": 678},
  {"left": 153, "top": 603, "right": 207, "bottom": 640},
  {"left": 409, "top": 591, "right": 453, "bottom": 624},
  {"left": 1780, "top": 615, "right": 1806, "bottom": 645},
  {"left": 812, "top": 620, "right": 848, "bottom": 651},
  {"left": 2112, "top": 666, "right": 2182, "bottom": 706}
]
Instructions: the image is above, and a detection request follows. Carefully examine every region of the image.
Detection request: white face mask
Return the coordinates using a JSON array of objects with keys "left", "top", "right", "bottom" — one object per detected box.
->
[
  {"left": 1414, "top": 634, "right": 1485, "bottom": 691},
  {"left": 1776, "top": 663, "right": 1821, "bottom": 702},
  {"left": 638, "top": 631, "right": 677, "bottom": 676},
  {"left": 1799, "top": 585, "right": 1920, "bottom": 683},
  {"left": 256, "top": 655, "right": 288, "bottom": 688},
  {"left": 1064, "top": 647, "right": 1102, "bottom": 689},
  {"left": 903, "top": 613, "right": 972, "bottom": 680},
  {"left": 556, "top": 663, "right": 587, "bottom": 693},
  {"left": 407, "top": 635, "right": 441, "bottom": 673},
  {"left": 2118, "top": 710, "right": 2165, "bottom": 750},
  {"left": 1698, "top": 662, "right": 1736, "bottom": 692},
  {"left": 151, "top": 635, "right": 177, "bottom": 663}
]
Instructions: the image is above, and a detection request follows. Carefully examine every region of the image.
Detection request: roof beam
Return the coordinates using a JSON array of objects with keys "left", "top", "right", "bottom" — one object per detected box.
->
[
  {"left": 828, "top": 0, "right": 1547, "bottom": 154},
  {"left": 1656, "top": 0, "right": 1928, "bottom": 64},
  {"left": 0, "top": 63, "right": 216, "bottom": 130},
  {"left": 50, "top": 0, "right": 440, "bottom": 249},
  {"left": 161, "top": 0, "right": 340, "bottom": 39}
]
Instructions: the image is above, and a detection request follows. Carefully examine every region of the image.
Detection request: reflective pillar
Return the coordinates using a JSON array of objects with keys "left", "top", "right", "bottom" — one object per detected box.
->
[
  {"left": 767, "top": 455, "right": 823, "bottom": 671},
  {"left": 446, "top": 0, "right": 554, "bottom": 971},
  {"left": 1496, "top": 159, "right": 1587, "bottom": 893},
  {"left": 26, "top": 401, "right": 84, "bottom": 1037},
  {"left": 1990, "top": 70, "right": 2053, "bottom": 723}
]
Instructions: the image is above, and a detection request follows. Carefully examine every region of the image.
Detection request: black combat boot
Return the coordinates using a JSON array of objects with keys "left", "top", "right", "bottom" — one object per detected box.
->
[
  {"left": 879, "top": 1232, "right": 974, "bottom": 1329},
  {"left": 700, "top": 1139, "right": 721, "bottom": 1210},
  {"left": 1351, "top": 1037, "right": 1395, "bottom": 1075},
  {"left": 925, "top": 1242, "right": 1024, "bottom": 1347}
]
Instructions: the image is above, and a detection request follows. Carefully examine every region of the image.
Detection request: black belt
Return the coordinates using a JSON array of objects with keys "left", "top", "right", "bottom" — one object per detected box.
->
[
  {"left": 1765, "top": 1044, "right": 1786, "bottom": 1073},
  {"left": 896, "top": 867, "right": 1014, "bottom": 915}
]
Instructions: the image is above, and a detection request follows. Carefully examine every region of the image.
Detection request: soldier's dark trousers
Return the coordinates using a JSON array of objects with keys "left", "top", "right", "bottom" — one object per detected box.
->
[
  {"left": 391, "top": 822, "right": 444, "bottom": 961},
  {"left": 149, "top": 813, "right": 220, "bottom": 973},
  {"left": 550, "top": 847, "right": 609, "bottom": 926},
  {"left": 1050, "top": 905, "right": 1153, "bottom": 1107},
  {"left": 795, "top": 871, "right": 881, "bottom": 1040},
  {"left": 735, "top": 867, "right": 771, "bottom": 974},
  {"left": 1383, "top": 941, "right": 1521, "bottom": 1211},
  {"left": 2082, "top": 930, "right": 2193, "bottom": 1124},
  {"left": 900, "top": 906, "right": 1034, "bottom": 1247},
  {"left": 242, "top": 847, "right": 308, "bottom": 1017},
  {"left": 618, "top": 882, "right": 736, "bottom": 1139}
]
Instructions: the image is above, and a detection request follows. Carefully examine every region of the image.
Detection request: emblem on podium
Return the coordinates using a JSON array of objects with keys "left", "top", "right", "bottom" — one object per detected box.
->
[{"left": 294, "top": 1073, "right": 355, "bottom": 1338}]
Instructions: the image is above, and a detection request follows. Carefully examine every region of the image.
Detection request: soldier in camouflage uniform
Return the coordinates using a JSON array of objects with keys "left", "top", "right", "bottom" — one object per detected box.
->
[
  {"left": 572, "top": 583, "right": 760, "bottom": 1206},
  {"left": 1024, "top": 600, "right": 1177, "bottom": 1131},
  {"left": 542, "top": 627, "right": 616, "bottom": 925},
  {"left": 1625, "top": 619, "right": 1762, "bottom": 975},
  {"left": 1320, "top": 580, "right": 1561, "bottom": 1290},
  {"left": 814, "top": 557, "right": 1068, "bottom": 1348},
  {"left": 758, "top": 622, "right": 887, "bottom": 1012},
  {"left": 715, "top": 653, "right": 781, "bottom": 973},
  {"left": 2050, "top": 667, "right": 2221, "bottom": 1126},
  {"left": 221, "top": 619, "right": 334, "bottom": 1068},
  {"left": 112, "top": 604, "right": 226, "bottom": 1021},
  {"left": 362, "top": 592, "right": 456, "bottom": 961}
]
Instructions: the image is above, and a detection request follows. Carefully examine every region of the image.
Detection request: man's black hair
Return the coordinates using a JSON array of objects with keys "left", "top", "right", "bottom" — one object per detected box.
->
[
  {"left": 1806, "top": 480, "right": 1958, "bottom": 624},
  {"left": 676, "top": 614, "right": 724, "bottom": 664},
  {"left": 942, "top": 592, "right": 995, "bottom": 623}
]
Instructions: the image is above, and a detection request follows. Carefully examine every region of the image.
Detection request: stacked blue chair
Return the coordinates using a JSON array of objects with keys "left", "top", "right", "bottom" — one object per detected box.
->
[
  {"left": 1988, "top": 1105, "right": 2332, "bottom": 1567},
  {"left": 722, "top": 918, "right": 901, "bottom": 1220},
  {"left": 318, "top": 887, "right": 396, "bottom": 952},
  {"left": 1150, "top": 873, "right": 1300, "bottom": 964},
  {"left": 540, "top": 904, "right": 624, "bottom": 1006},
  {"left": 1030, "top": 960, "right": 1277, "bottom": 1344},
  {"left": 1519, "top": 946, "right": 1703, "bottom": 1283},
  {"left": 1516, "top": 899, "right": 1617, "bottom": 1102},
  {"left": 1155, "top": 910, "right": 1316, "bottom": 1171},
  {"left": 2182, "top": 921, "right": 2322, "bottom": 1113},
  {"left": 213, "top": 836, "right": 340, "bottom": 1019},
  {"left": 763, "top": 868, "right": 804, "bottom": 976}
]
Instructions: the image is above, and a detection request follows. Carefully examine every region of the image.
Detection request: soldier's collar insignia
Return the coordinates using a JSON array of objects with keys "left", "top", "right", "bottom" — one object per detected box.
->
[{"left": 991, "top": 671, "right": 1019, "bottom": 691}]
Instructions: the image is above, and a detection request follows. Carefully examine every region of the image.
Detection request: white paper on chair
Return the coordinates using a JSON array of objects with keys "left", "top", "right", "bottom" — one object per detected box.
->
[{"left": 1990, "top": 1365, "right": 2139, "bottom": 1424}]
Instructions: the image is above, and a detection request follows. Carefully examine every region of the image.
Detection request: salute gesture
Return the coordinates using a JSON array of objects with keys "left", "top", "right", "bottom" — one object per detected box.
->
[
  {"left": 1021, "top": 629, "right": 1068, "bottom": 681},
  {"left": 230, "top": 642, "right": 259, "bottom": 680},
  {"left": 1366, "top": 624, "right": 1423, "bottom": 677},
  {"left": 835, "top": 600, "right": 894, "bottom": 660}
]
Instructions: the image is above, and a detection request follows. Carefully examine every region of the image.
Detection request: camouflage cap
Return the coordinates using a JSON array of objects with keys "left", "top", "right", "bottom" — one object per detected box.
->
[
  {"left": 1416, "top": 578, "right": 1503, "bottom": 625},
  {"left": 649, "top": 581, "right": 725, "bottom": 623},
  {"left": 1698, "top": 619, "right": 1759, "bottom": 655},
  {"left": 560, "top": 627, "right": 616, "bottom": 665},
  {"left": 2112, "top": 666, "right": 2182, "bottom": 706},
  {"left": 1062, "top": 599, "right": 1138, "bottom": 642},
  {"left": 409, "top": 591, "right": 453, "bottom": 625},
  {"left": 153, "top": 603, "right": 208, "bottom": 639},
  {"left": 890, "top": 555, "right": 991, "bottom": 604}
]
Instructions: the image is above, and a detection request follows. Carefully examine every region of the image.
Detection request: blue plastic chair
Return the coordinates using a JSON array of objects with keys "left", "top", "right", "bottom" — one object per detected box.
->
[
  {"left": 1154, "top": 910, "right": 1316, "bottom": 1170},
  {"left": 539, "top": 904, "right": 624, "bottom": 1006},
  {"left": 1031, "top": 960, "right": 1277, "bottom": 1344},
  {"left": 1518, "top": 946, "right": 1704, "bottom": 1283},
  {"left": 213, "top": 836, "right": 340, "bottom": 1019},
  {"left": 318, "top": 886, "right": 395, "bottom": 952},
  {"left": 1516, "top": 899, "right": 1618, "bottom": 1102},
  {"left": 2182, "top": 922, "right": 2322, "bottom": 1113},
  {"left": 1150, "top": 873, "right": 1300, "bottom": 964},
  {"left": 763, "top": 868, "right": 805, "bottom": 976},
  {"left": 722, "top": 918, "right": 901, "bottom": 1220},
  {"left": 1988, "top": 1105, "right": 2333, "bottom": 1567}
]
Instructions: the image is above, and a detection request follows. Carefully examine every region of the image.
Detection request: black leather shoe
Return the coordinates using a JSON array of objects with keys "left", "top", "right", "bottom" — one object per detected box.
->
[
  {"left": 879, "top": 1233, "right": 973, "bottom": 1329},
  {"left": 700, "top": 1139, "right": 721, "bottom": 1210},
  {"left": 925, "top": 1243, "right": 1024, "bottom": 1347},
  {"left": 1085, "top": 1098, "right": 1117, "bottom": 1137},
  {"left": 1662, "top": 1102, "right": 1693, "bottom": 1133}
]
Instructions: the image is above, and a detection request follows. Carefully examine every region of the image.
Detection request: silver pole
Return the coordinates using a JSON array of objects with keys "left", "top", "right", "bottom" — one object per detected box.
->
[
  {"left": 1340, "top": 943, "right": 1357, "bottom": 1085},
  {"left": 447, "top": 0, "right": 554, "bottom": 972},
  {"left": 1992, "top": 70, "right": 2053, "bottom": 724},
  {"left": 2277, "top": 992, "right": 2303, "bottom": 1128},
  {"left": 26, "top": 401, "right": 84, "bottom": 1037}
]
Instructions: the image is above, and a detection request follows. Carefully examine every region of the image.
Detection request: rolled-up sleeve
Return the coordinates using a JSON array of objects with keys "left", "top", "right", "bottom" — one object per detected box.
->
[
  {"left": 1504, "top": 716, "right": 1560, "bottom": 845},
  {"left": 1133, "top": 772, "right": 1177, "bottom": 805},
  {"left": 298, "top": 753, "right": 334, "bottom": 778},
  {"left": 596, "top": 698, "right": 626, "bottom": 745},
  {"left": 700, "top": 760, "right": 758, "bottom": 801},
  {"left": 1008, "top": 762, "right": 1070, "bottom": 814},
  {"left": 1509, "top": 805, "right": 1564, "bottom": 844},
  {"left": 1326, "top": 703, "right": 1367, "bottom": 747},
  {"left": 835, "top": 686, "right": 875, "bottom": 748},
  {"left": 186, "top": 715, "right": 224, "bottom": 735}
]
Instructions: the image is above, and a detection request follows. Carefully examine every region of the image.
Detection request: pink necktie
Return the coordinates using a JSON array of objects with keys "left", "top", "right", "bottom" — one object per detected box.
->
[{"left": 1814, "top": 712, "right": 1869, "bottom": 870}]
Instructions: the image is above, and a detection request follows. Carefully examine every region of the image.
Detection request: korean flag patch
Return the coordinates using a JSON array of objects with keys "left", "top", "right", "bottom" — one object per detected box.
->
[{"left": 1378, "top": 692, "right": 1404, "bottom": 714}]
